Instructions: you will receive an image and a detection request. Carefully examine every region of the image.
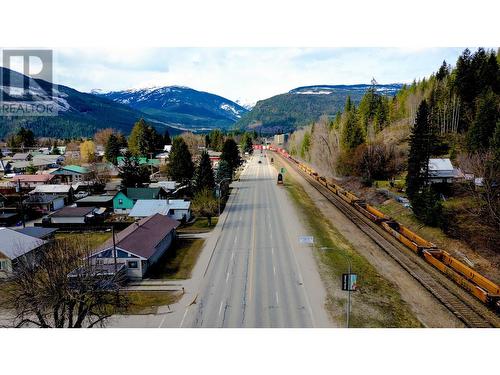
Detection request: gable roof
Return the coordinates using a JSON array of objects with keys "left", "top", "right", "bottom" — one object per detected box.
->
[
  {"left": 96, "top": 214, "right": 179, "bottom": 259},
  {"left": 428, "top": 158, "right": 455, "bottom": 178},
  {"left": 12, "top": 152, "right": 32, "bottom": 160},
  {"left": 51, "top": 206, "right": 95, "bottom": 217},
  {"left": 129, "top": 199, "right": 191, "bottom": 217},
  {"left": 126, "top": 187, "right": 164, "bottom": 200},
  {"left": 30, "top": 184, "right": 72, "bottom": 194},
  {"left": 12, "top": 174, "right": 55, "bottom": 183},
  {"left": 14, "top": 227, "right": 58, "bottom": 239},
  {"left": 76, "top": 195, "right": 115, "bottom": 204},
  {"left": 0, "top": 228, "right": 47, "bottom": 260}
]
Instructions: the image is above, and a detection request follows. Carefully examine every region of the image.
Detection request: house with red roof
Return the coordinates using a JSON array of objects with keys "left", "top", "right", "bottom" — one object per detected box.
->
[{"left": 88, "top": 214, "right": 180, "bottom": 279}]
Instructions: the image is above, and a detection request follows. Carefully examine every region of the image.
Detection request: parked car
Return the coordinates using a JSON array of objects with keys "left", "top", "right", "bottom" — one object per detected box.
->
[{"left": 74, "top": 191, "right": 89, "bottom": 200}]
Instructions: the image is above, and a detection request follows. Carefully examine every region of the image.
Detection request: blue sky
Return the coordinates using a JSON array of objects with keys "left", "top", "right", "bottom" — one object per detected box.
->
[{"left": 46, "top": 47, "right": 468, "bottom": 105}]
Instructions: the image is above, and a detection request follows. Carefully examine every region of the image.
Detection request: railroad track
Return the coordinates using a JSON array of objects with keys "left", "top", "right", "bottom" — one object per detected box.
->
[{"left": 278, "top": 154, "right": 497, "bottom": 328}]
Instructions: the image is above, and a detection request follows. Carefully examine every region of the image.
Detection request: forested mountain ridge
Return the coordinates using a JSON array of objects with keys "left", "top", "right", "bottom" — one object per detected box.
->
[
  {"left": 234, "top": 84, "right": 403, "bottom": 133},
  {"left": 95, "top": 86, "right": 248, "bottom": 131},
  {"left": 0, "top": 67, "right": 181, "bottom": 139}
]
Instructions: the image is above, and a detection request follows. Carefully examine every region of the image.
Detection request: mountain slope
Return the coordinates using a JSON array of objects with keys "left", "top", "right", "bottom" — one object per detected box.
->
[
  {"left": 234, "top": 84, "right": 403, "bottom": 133},
  {"left": 96, "top": 86, "right": 248, "bottom": 131},
  {"left": 0, "top": 67, "right": 182, "bottom": 139}
]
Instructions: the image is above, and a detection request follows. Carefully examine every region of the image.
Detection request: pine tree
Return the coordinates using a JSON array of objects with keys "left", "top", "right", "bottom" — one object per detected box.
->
[
  {"left": 220, "top": 138, "right": 241, "bottom": 174},
  {"left": 466, "top": 89, "right": 499, "bottom": 152},
  {"left": 194, "top": 150, "right": 215, "bottom": 192},
  {"left": 118, "top": 151, "right": 150, "bottom": 188},
  {"left": 341, "top": 108, "right": 364, "bottom": 150},
  {"left": 241, "top": 132, "right": 253, "bottom": 154},
  {"left": 436, "top": 60, "right": 450, "bottom": 81},
  {"left": 167, "top": 137, "right": 194, "bottom": 185},
  {"left": 216, "top": 160, "right": 232, "bottom": 185},
  {"left": 128, "top": 119, "right": 162, "bottom": 156},
  {"left": 105, "top": 134, "right": 121, "bottom": 165},
  {"left": 163, "top": 130, "right": 172, "bottom": 146}
]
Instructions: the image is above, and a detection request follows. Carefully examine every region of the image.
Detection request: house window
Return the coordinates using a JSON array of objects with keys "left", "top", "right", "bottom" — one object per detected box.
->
[
  {"left": 128, "top": 261, "right": 138, "bottom": 269},
  {"left": 119, "top": 199, "right": 123, "bottom": 205},
  {"left": 0, "top": 260, "right": 7, "bottom": 270}
]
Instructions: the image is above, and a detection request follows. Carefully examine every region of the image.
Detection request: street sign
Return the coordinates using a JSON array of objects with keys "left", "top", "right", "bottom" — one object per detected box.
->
[
  {"left": 342, "top": 273, "right": 358, "bottom": 291},
  {"left": 280, "top": 167, "right": 286, "bottom": 174},
  {"left": 298, "top": 236, "right": 314, "bottom": 244}
]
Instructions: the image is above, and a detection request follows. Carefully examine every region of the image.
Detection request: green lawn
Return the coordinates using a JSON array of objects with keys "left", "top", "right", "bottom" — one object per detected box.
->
[
  {"left": 178, "top": 217, "right": 219, "bottom": 234},
  {"left": 122, "top": 291, "right": 181, "bottom": 315},
  {"left": 275, "top": 159, "right": 422, "bottom": 327},
  {"left": 55, "top": 231, "right": 112, "bottom": 250},
  {"left": 147, "top": 238, "right": 205, "bottom": 280}
]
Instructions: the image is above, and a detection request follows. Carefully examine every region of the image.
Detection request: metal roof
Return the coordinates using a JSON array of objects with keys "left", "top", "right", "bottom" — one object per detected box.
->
[
  {"left": 129, "top": 199, "right": 191, "bottom": 218},
  {"left": 0, "top": 227, "right": 47, "bottom": 260},
  {"left": 428, "top": 158, "right": 455, "bottom": 178},
  {"left": 14, "top": 227, "right": 59, "bottom": 239},
  {"left": 95, "top": 214, "right": 179, "bottom": 259},
  {"left": 51, "top": 206, "right": 95, "bottom": 217},
  {"left": 31, "top": 184, "right": 72, "bottom": 194},
  {"left": 76, "top": 195, "right": 115, "bottom": 203}
]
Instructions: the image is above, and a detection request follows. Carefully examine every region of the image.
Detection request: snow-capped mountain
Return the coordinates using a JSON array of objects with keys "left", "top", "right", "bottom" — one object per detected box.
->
[{"left": 95, "top": 86, "right": 249, "bottom": 130}]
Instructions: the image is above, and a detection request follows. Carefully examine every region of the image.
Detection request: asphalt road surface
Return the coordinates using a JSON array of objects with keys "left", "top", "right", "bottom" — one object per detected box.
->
[{"left": 181, "top": 152, "right": 331, "bottom": 328}]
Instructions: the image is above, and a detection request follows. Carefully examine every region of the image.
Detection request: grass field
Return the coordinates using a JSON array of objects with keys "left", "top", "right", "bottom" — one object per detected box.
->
[
  {"left": 177, "top": 217, "right": 219, "bottom": 234},
  {"left": 147, "top": 238, "right": 205, "bottom": 280},
  {"left": 55, "top": 231, "right": 112, "bottom": 249},
  {"left": 275, "top": 159, "right": 422, "bottom": 327},
  {"left": 122, "top": 291, "right": 181, "bottom": 315}
]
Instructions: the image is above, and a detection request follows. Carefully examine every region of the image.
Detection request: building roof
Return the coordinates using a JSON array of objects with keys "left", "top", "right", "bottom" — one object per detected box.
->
[
  {"left": 31, "top": 184, "right": 72, "bottom": 194},
  {"left": 129, "top": 199, "right": 191, "bottom": 217},
  {"left": 14, "top": 227, "right": 59, "bottom": 239},
  {"left": 12, "top": 174, "right": 55, "bottom": 183},
  {"left": 0, "top": 227, "right": 47, "bottom": 260},
  {"left": 59, "top": 165, "right": 90, "bottom": 174},
  {"left": 51, "top": 206, "right": 95, "bottom": 217},
  {"left": 96, "top": 214, "right": 179, "bottom": 259},
  {"left": 428, "top": 158, "right": 455, "bottom": 178},
  {"left": 11, "top": 159, "right": 57, "bottom": 169},
  {"left": 12, "top": 153, "right": 32, "bottom": 160},
  {"left": 24, "top": 194, "right": 65, "bottom": 204},
  {"left": 149, "top": 181, "right": 177, "bottom": 190},
  {"left": 126, "top": 187, "right": 164, "bottom": 200},
  {"left": 76, "top": 195, "right": 115, "bottom": 204}
]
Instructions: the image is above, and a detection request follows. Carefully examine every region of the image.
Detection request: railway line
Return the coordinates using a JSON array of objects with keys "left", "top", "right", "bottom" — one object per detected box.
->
[{"left": 274, "top": 151, "right": 500, "bottom": 328}]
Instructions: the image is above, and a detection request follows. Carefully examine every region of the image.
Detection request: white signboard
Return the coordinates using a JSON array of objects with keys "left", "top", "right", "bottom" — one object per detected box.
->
[{"left": 298, "top": 236, "right": 314, "bottom": 244}]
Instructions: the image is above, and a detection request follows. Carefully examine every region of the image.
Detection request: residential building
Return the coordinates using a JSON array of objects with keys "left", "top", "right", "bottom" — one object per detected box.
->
[
  {"left": 11, "top": 152, "right": 33, "bottom": 161},
  {"left": 129, "top": 199, "right": 191, "bottom": 221},
  {"left": 427, "top": 158, "right": 455, "bottom": 184},
  {"left": 0, "top": 228, "right": 47, "bottom": 277},
  {"left": 75, "top": 195, "right": 115, "bottom": 209},
  {"left": 0, "top": 159, "right": 12, "bottom": 176},
  {"left": 14, "top": 227, "right": 58, "bottom": 240},
  {"left": 47, "top": 206, "right": 96, "bottom": 225},
  {"left": 50, "top": 165, "right": 91, "bottom": 183},
  {"left": 11, "top": 174, "right": 56, "bottom": 189},
  {"left": 30, "top": 184, "right": 73, "bottom": 203},
  {"left": 88, "top": 214, "right": 179, "bottom": 280},
  {"left": 24, "top": 194, "right": 66, "bottom": 214},
  {"left": 113, "top": 187, "right": 168, "bottom": 214}
]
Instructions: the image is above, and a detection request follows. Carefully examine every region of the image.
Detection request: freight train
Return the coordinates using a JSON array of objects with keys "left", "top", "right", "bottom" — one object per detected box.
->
[{"left": 270, "top": 146, "right": 500, "bottom": 312}]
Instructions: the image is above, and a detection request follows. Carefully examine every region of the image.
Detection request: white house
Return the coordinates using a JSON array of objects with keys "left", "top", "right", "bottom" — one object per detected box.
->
[
  {"left": 129, "top": 199, "right": 191, "bottom": 221},
  {"left": 49, "top": 207, "right": 95, "bottom": 224},
  {"left": 88, "top": 214, "right": 179, "bottom": 280},
  {"left": 427, "top": 158, "right": 455, "bottom": 184},
  {"left": 0, "top": 228, "right": 47, "bottom": 277}
]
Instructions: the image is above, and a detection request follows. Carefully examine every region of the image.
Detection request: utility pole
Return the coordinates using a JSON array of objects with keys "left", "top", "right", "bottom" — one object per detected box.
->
[
  {"left": 112, "top": 225, "right": 117, "bottom": 274},
  {"left": 16, "top": 179, "right": 25, "bottom": 228}
]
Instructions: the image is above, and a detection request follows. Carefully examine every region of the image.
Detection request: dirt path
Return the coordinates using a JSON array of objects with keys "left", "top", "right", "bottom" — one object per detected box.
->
[{"left": 281, "top": 156, "right": 464, "bottom": 328}]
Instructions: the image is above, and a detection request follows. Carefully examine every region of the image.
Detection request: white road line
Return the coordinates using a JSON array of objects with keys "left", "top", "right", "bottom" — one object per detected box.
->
[
  {"left": 218, "top": 300, "right": 224, "bottom": 317},
  {"left": 275, "top": 291, "right": 279, "bottom": 305},
  {"left": 178, "top": 306, "right": 190, "bottom": 328},
  {"left": 234, "top": 236, "right": 238, "bottom": 244},
  {"left": 273, "top": 265, "right": 276, "bottom": 276}
]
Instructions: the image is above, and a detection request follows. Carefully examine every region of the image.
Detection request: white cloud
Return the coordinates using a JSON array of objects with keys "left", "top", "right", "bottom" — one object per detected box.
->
[{"left": 47, "top": 47, "right": 467, "bottom": 103}]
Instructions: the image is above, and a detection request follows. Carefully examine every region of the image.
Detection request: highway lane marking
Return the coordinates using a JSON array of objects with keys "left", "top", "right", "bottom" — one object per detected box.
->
[
  {"left": 273, "top": 265, "right": 276, "bottom": 276},
  {"left": 218, "top": 300, "right": 224, "bottom": 317},
  {"left": 275, "top": 291, "right": 279, "bottom": 305},
  {"left": 247, "top": 162, "right": 259, "bottom": 302}
]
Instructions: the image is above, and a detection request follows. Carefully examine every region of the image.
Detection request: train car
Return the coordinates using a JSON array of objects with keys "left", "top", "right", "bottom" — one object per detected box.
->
[{"left": 355, "top": 202, "right": 388, "bottom": 223}]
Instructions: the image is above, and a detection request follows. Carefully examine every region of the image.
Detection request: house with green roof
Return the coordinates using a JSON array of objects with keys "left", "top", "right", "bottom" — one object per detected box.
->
[
  {"left": 50, "top": 165, "right": 91, "bottom": 183},
  {"left": 113, "top": 187, "right": 168, "bottom": 214}
]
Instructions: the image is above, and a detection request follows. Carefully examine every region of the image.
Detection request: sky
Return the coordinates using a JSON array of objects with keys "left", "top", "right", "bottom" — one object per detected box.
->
[{"left": 15, "top": 47, "right": 470, "bottom": 105}]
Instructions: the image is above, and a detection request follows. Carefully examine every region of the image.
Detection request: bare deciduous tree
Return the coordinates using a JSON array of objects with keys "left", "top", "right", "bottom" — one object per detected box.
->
[{"left": 0, "top": 238, "right": 128, "bottom": 328}]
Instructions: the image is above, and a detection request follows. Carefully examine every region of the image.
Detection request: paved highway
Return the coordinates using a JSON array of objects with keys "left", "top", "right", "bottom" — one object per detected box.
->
[{"left": 182, "top": 152, "right": 331, "bottom": 327}]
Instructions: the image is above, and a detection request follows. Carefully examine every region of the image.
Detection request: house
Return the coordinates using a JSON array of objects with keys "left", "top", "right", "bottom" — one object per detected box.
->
[
  {"left": 50, "top": 165, "right": 91, "bottom": 183},
  {"left": 64, "top": 143, "right": 81, "bottom": 160},
  {"left": 129, "top": 199, "right": 191, "bottom": 221},
  {"left": 11, "top": 174, "right": 55, "bottom": 189},
  {"left": 47, "top": 206, "right": 96, "bottom": 225},
  {"left": 88, "top": 214, "right": 179, "bottom": 280},
  {"left": 0, "top": 228, "right": 47, "bottom": 277},
  {"left": 149, "top": 180, "right": 178, "bottom": 192},
  {"left": 113, "top": 187, "right": 168, "bottom": 214},
  {"left": 10, "top": 158, "right": 61, "bottom": 173},
  {"left": 11, "top": 152, "right": 33, "bottom": 161},
  {"left": 14, "top": 227, "right": 58, "bottom": 240},
  {"left": 24, "top": 194, "right": 66, "bottom": 214},
  {"left": 75, "top": 195, "right": 115, "bottom": 209},
  {"left": 30, "top": 184, "right": 73, "bottom": 203},
  {"left": 0, "top": 159, "right": 12, "bottom": 176},
  {"left": 428, "top": 158, "right": 455, "bottom": 184}
]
